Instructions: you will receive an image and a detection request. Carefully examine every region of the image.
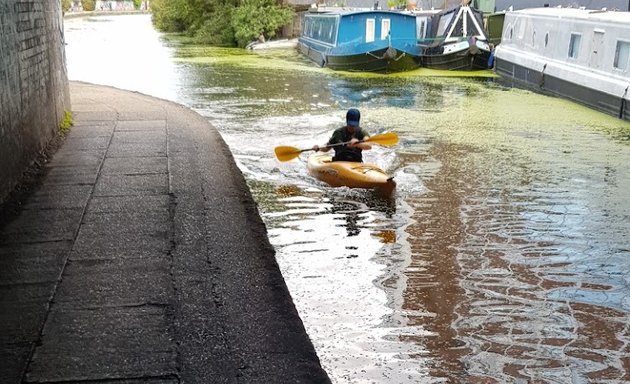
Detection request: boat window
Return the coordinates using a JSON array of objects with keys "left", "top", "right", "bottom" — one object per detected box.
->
[
  {"left": 304, "top": 16, "right": 337, "bottom": 45},
  {"left": 464, "top": 12, "right": 481, "bottom": 37},
  {"left": 614, "top": 41, "right": 630, "bottom": 71},
  {"left": 366, "top": 18, "right": 375, "bottom": 43},
  {"left": 532, "top": 31, "right": 536, "bottom": 47},
  {"left": 416, "top": 17, "right": 426, "bottom": 40},
  {"left": 544, "top": 32, "right": 549, "bottom": 47},
  {"left": 436, "top": 13, "right": 454, "bottom": 37},
  {"left": 381, "top": 19, "right": 390, "bottom": 40},
  {"left": 450, "top": 15, "right": 465, "bottom": 38},
  {"left": 305, "top": 18, "right": 312, "bottom": 37},
  {"left": 568, "top": 33, "right": 581, "bottom": 59},
  {"left": 509, "top": 26, "right": 513, "bottom": 40}
]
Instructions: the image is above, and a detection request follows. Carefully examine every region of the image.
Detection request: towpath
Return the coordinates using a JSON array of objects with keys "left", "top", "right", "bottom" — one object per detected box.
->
[{"left": 0, "top": 81, "right": 330, "bottom": 383}]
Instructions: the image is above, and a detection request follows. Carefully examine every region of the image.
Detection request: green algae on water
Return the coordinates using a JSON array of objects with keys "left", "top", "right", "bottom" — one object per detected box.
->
[{"left": 164, "top": 34, "right": 498, "bottom": 78}]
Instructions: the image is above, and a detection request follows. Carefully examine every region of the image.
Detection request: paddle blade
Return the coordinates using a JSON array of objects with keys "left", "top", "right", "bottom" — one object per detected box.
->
[
  {"left": 365, "top": 132, "right": 399, "bottom": 147},
  {"left": 274, "top": 146, "right": 303, "bottom": 162}
]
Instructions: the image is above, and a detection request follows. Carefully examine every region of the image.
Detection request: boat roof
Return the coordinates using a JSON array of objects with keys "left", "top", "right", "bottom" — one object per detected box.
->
[
  {"left": 510, "top": 7, "right": 630, "bottom": 23},
  {"left": 305, "top": 7, "right": 419, "bottom": 16}
]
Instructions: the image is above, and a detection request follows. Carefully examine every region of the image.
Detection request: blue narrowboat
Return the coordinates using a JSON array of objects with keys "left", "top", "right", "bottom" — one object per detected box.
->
[{"left": 298, "top": 8, "right": 422, "bottom": 73}]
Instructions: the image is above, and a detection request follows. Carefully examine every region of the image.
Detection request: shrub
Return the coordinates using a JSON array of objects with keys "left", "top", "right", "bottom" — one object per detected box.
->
[
  {"left": 61, "top": 0, "right": 71, "bottom": 12},
  {"left": 81, "top": 0, "right": 95, "bottom": 11},
  {"left": 151, "top": 0, "right": 189, "bottom": 32},
  {"left": 194, "top": 7, "right": 236, "bottom": 46},
  {"left": 231, "top": 0, "right": 293, "bottom": 48}
]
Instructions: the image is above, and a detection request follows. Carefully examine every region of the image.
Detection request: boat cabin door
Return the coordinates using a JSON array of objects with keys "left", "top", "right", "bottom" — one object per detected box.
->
[{"left": 590, "top": 30, "right": 605, "bottom": 69}]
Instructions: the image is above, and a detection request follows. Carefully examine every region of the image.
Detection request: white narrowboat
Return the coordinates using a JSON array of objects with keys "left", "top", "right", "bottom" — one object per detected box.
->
[{"left": 494, "top": 7, "right": 630, "bottom": 121}]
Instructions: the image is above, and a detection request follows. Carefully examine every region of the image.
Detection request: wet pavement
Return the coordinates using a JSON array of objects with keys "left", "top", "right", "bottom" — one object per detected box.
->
[{"left": 0, "top": 82, "right": 330, "bottom": 383}]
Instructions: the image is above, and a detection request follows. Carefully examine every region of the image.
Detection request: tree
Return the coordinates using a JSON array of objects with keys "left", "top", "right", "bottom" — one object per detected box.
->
[
  {"left": 81, "top": 0, "right": 95, "bottom": 11},
  {"left": 231, "top": 0, "right": 293, "bottom": 47},
  {"left": 194, "top": 5, "right": 237, "bottom": 46},
  {"left": 387, "top": 0, "right": 406, "bottom": 9},
  {"left": 151, "top": 0, "right": 294, "bottom": 47},
  {"left": 61, "top": 0, "right": 72, "bottom": 12},
  {"left": 151, "top": 0, "right": 190, "bottom": 32},
  {"left": 187, "top": 0, "right": 239, "bottom": 45}
]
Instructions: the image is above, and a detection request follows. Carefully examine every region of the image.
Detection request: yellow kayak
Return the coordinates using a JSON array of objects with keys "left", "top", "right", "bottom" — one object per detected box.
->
[{"left": 307, "top": 153, "right": 396, "bottom": 197}]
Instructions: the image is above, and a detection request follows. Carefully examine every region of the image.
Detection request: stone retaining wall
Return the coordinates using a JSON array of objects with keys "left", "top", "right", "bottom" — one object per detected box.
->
[{"left": 0, "top": 0, "right": 70, "bottom": 203}]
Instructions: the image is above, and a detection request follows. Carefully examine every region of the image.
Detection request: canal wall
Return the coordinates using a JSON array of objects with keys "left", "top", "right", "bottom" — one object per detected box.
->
[{"left": 0, "top": 0, "right": 70, "bottom": 204}]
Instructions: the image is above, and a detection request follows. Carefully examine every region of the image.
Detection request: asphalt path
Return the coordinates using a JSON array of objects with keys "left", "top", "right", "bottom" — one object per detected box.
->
[{"left": 0, "top": 81, "right": 331, "bottom": 383}]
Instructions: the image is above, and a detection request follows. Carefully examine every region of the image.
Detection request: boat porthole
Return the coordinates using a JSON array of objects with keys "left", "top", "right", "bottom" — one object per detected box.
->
[
  {"left": 545, "top": 33, "right": 549, "bottom": 47},
  {"left": 532, "top": 31, "right": 536, "bottom": 46}
]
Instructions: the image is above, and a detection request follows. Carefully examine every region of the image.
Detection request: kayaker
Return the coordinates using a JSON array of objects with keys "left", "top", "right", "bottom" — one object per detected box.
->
[{"left": 312, "top": 108, "right": 371, "bottom": 162}]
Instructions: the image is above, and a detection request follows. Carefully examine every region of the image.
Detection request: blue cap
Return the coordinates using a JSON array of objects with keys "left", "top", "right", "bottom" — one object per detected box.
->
[{"left": 346, "top": 108, "right": 360, "bottom": 127}]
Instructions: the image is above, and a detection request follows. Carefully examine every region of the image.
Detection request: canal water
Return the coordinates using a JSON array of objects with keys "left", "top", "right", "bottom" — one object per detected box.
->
[{"left": 64, "top": 14, "right": 630, "bottom": 383}]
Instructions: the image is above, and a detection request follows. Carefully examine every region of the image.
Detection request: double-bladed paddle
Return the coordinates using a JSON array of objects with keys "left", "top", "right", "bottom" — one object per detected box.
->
[{"left": 274, "top": 132, "right": 399, "bottom": 162}]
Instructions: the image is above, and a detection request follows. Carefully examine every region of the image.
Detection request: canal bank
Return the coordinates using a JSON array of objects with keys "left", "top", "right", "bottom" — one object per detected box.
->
[{"left": 0, "top": 81, "right": 330, "bottom": 383}]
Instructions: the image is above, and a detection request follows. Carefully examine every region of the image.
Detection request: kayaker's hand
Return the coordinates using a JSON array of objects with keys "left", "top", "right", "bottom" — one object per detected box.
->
[
  {"left": 348, "top": 138, "right": 359, "bottom": 148},
  {"left": 312, "top": 145, "right": 320, "bottom": 152}
]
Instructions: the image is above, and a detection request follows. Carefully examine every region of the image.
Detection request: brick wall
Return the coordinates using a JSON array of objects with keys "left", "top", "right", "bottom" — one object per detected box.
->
[{"left": 0, "top": 0, "right": 70, "bottom": 204}]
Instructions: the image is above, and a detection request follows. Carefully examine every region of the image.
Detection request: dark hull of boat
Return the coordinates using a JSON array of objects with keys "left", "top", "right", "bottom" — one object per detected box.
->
[
  {"left": 298, "top": 41, "right": 328, "bottom": 67},
  {"left": 421, "top": 49, "right": 491, "bottom": 71},
  {"left": 326, "top": 48, "right": 420, "bottom": 73},
  {"left": 495, "top": 59, "right": 630, "bottom": 122},
  {"left": 298, "top": 41, "right": 420, "bottom": 73}
]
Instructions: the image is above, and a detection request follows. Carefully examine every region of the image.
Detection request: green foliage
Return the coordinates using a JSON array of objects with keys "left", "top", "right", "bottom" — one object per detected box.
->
[
  {"left": 81, "top": 0, "right": 95, "bottom": 11},
  {"left": 61, "top": 0, "right": 71, "bottom": 12},
  {"left": 194, "top": 6, "right": 236, "bottom": 46},
  {"left": 59, "top": 111, "right": 73, "bottom": 134},
  {"left": 387, "top": 0, "right": 406, "bottom": 9},
  {"left": 231, "top": 0, "right": 293, "bottom": 47},
  {"left": 151, "top": 0, "right": 189, "bottom": 32},
  {"left": 151, "top": 0, "right": 295, "bottom": 47},
  {"left": 133, "top": 0, "right": 142, "bottom": 9}
]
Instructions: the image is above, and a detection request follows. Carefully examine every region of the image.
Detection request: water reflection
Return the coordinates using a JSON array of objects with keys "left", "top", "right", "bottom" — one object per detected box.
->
[
  {"left": 406, "top": 134, "right": 630, "bottom": 382},
  {"left": 65, "top": 14, "right": 630, "bottom": 384},
  {"left": 253, "top": 183, "right": 434, "bottom": 383}
]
